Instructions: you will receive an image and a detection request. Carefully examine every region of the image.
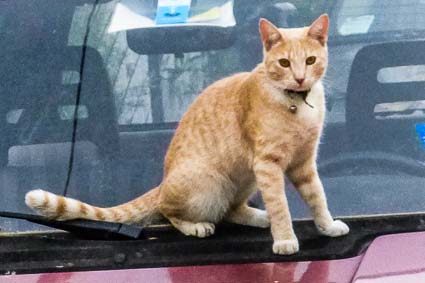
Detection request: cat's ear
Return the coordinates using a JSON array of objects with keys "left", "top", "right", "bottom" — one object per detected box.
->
[
  {"left": 259, "top": 18, "right": 282, "bottom": 51},
  {"left": 307, "top": 14, "right": 329, "bottom": 45}
]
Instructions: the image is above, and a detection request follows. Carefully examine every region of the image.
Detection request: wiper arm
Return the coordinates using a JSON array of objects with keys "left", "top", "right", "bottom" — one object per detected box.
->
[{"left": 0, "top": 211, "right": 143, "bottom": 239}]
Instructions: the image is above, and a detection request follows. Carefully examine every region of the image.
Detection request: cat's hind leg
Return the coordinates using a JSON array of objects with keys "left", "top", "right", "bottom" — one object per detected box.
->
[
  {"left": 169, "top": 217, "right": 215, "bottom": 238},
  {"left": 159, "top": 168, "right": 226, "bottom": 238},
  {"left": 225, "top": 204, "right": 270, "bottom": 228}
]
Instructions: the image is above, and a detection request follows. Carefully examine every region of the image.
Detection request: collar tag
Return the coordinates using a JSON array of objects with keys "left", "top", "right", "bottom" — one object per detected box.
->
[{"left": 289, "top": 105, "right": 297, "bottom": 113}]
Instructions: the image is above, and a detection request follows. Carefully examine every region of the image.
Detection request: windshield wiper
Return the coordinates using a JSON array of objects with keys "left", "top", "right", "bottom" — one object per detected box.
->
[{"left": 0, "top": 211, "right": 143, "bottom": 239}]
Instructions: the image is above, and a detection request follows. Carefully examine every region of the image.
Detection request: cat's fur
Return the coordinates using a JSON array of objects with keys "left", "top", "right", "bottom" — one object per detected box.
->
[{"left": 26, "top": 14, "right": 349, "bottom": 255}]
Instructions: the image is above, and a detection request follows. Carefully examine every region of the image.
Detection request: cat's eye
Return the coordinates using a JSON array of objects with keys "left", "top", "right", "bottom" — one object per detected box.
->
[
  {"left": 278, "top": 58, "right": 290, "bottom": 68},
  {"left": 306, "top": 56, "right": 316, "bottom": 65}
]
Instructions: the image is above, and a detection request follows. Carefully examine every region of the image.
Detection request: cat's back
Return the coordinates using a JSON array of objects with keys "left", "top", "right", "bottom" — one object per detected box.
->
[
  {"left": 164, "top": 72, "right": 252, "bottom": 174},
  {"left": 176, "top": 71, "right": 251, "bottom": 129},
  {"left": 199, "top": 72, "right": 250, "bottom": 101}
]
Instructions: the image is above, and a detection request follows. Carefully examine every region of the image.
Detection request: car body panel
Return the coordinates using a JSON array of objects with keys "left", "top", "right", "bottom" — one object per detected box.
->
[
  {"left": 353, "top": 231, "right": 425, "bottom": 282},
  {"left": 5, "top": 231, "right": 425, "bottom": 282},
  {"left": 2, "top": 255, "right": 362, "bottom": 283}
]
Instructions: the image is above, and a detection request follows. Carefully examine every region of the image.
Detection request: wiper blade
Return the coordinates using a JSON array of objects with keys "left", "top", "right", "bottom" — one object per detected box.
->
[{"left": 0, "top": 211, "right": 143, "bottom": 239}]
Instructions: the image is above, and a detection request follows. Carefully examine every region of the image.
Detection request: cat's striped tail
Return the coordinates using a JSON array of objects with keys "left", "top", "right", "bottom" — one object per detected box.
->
[{"left": 25, "top": 187, "right": 160, "bottom": 224}]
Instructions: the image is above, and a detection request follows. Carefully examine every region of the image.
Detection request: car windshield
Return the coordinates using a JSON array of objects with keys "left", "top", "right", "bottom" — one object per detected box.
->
[
  {"left": 335, "top": 0, "right": 425, "bottom": 35},
  {"left": 1, "top": 0, "right": 425, "bottom": 233}
]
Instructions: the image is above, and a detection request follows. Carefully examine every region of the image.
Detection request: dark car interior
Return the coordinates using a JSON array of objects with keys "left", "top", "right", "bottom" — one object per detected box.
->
[
  {"left": 319, "top": 41, "right": 425, "bottom": 177},
  {"left": 2, "top": 0, "right": 425, "bottom": 275},
  {"left": 347, "top": 41, "right": 425, "bottom": 154}
]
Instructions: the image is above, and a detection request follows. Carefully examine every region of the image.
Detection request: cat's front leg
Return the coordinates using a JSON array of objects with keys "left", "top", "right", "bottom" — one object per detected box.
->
[
  {"left": 254, "top": 159, "right": 299, "bottom": 255},
  {"left": 287, "top": 160, "right": 349, "bottom": 237}
]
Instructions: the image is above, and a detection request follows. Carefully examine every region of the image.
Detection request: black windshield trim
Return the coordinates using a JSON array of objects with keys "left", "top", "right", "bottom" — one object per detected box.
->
[{"left": 2, "top": 213, "right": 425, "bottom": 275}]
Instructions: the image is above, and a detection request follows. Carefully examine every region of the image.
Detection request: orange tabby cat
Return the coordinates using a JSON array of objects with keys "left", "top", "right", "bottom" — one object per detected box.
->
[{"left": 26, "top": 14, "right": 349, "bottom": 255}]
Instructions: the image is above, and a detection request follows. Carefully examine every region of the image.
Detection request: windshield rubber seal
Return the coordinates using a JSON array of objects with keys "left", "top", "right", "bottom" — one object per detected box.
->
[{"left": 2, "top": 213, "right": 425, "bottom": 275}]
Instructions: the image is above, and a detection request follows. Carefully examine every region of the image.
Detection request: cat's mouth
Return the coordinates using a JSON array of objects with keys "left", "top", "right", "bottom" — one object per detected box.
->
[{"left": 284, "top": 88, "right": 314, "bottom": 108}]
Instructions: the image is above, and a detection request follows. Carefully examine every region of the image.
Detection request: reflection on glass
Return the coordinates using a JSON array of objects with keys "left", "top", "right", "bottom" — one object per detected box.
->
[{"left": 378, "top": 65, "right": 425, "bottom": 83}]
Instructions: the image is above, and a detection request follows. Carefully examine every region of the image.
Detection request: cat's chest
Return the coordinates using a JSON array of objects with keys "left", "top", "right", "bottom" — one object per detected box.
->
[
  {"left": 264, "top": 81, "right": 325, "bottom": 127},
  {"left": 273, "top": 92, "right": 325, "bottom": 135},
  {"left": 272, "top": 98, "right": 325, "bottom": 148},
  {"left": 289, "top": 102, "right": 323, "bottom": 127},
  {"left": 282, "top": 109, "right": 323, "bottom": 148},
  {"left": 257, "top": 106, "right": 323, "bottom": 148}
]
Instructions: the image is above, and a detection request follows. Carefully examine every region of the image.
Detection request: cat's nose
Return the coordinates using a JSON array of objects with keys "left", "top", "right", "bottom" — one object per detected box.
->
[{"left": 295, "top": 78, "right": 305, "bottom": 85}]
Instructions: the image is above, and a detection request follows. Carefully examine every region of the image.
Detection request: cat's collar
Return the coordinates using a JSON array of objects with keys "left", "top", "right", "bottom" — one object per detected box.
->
[
  {"left": 285, "top": 89, "right": 310, "bottom": 98},
  {"left": 283, "top": 88, "right": 314, "bottom": 113}
]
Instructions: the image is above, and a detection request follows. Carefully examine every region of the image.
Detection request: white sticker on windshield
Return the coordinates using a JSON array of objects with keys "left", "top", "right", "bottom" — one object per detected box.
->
[
  {"left": 155, "top": 0, "right": 191, "bottom": 25},
  {"left": 339, "top": 15, "right": 374, "bottom": 35},
  {"left": 108, "top": 0, "right": 235, "bottom": 33}
]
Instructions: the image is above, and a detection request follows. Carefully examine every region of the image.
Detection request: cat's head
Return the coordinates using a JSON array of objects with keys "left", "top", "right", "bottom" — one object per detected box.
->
[{"left": 259, "top": 14, "right": 329, "bottom": 91}]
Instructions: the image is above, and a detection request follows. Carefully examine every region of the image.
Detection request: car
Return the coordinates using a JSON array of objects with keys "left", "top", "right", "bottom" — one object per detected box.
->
[{"left": 1, "top": 0, "right": 425, "bottom": 282}]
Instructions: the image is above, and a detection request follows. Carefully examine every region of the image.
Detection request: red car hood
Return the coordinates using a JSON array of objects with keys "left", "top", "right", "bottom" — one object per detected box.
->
[
  {"left": 2, "top": 231, "right": 425, "bottom": 283},
  {"left": 353, "top": 231, "right": 425, "bottom": 282}
]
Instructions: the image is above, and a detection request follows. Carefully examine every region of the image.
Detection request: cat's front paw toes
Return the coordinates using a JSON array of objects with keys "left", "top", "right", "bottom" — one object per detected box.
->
[
  {"left": 317, "top": 220, "right": 349, "bottom": 237},
  {"left": 193, "top": 222, "right": 216, "bottom": 238},
  {"left": 179, "top": 222, "right": 215, "bottom": 238},
  {"left": 272, "top": 239, "right": 299, "bottom": 255}
]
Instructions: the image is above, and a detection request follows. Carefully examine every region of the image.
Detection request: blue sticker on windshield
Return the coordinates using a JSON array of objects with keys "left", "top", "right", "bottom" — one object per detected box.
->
[
  {"left": 415, "top": 124, "right": 425, "bottom": 149},
  {"left": 155, "top": 0, "right": 191, "bottom": 25}
]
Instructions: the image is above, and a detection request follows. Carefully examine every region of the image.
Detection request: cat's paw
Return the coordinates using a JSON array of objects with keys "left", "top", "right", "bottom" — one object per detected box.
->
[
  {"left": 183, "top": 222, "right": 216, "bottom": 238},
  {"left": 317, "top": 220, "right": 349, "bottom": 237},
  {"left": 272, "top": 239, "right": 299, "bottom": 255}
]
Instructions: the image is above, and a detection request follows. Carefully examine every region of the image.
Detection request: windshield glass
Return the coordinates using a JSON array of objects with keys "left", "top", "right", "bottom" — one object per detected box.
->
[
  {"left": 336, "top": 0, "right": 425, "bottom": 35},
  {"left": 1, "top": 0, "right": 425, "bottom": 232}
]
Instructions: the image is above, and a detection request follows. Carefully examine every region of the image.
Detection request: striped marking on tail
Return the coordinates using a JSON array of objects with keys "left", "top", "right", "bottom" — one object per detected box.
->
[
  {"left": 25, "top": 189, "right": 100, "bottom": 221},
  {"left": 25, "top": 188, "right": 160, "bottom": 224}
]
